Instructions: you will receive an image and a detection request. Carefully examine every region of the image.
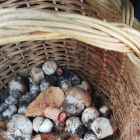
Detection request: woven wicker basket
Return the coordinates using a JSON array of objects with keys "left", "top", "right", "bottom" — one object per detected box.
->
[{"left": 0, "top": 0, "right": 140, "bottom": 139}]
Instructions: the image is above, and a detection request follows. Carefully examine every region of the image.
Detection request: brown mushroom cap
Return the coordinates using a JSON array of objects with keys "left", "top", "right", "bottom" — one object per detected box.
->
[
  {"left": 0, "top": 129, "right": 7, "bottom": 140},
  {"left": 65, "top": 86, "right": 92, "bottom": 107},
  {"left": 81, "top": 80, "right": 92, "bottom": 94}
]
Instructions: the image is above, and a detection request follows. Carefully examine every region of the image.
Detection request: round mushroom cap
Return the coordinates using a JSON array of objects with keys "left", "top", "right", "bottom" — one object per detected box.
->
[
  {"left": 7, "top": 114, "right": 33, "bottom": 138},
  {"left": 99, "top": 106, "right": 111, "bottom": 118},
  {"left": 33, "top": 117, "right": 44, "bottom": 133},
  {"left": 8, "top": 77, "right": 28, "bottom": 98},
  {"left": 65, "top": 86, "right": 92, "bottom": 107},
  {"left": 84, "top": 131, "right": 98, "bottom": 140},
  {"left": 30, "top": 84, "right": 40, "bottom": 92},
  {"left": 39, "top": 118, "right": 53, "bottom": 133},
  {"left": 62, "top": 94, "right": 85, "bottom": 117},
  {"left": 42, "top": 60, "right": 57, "bottom": 75},
  {"left": 82, "top": 107, "right": 99, "bottom": 130},
  {"left": 31, "top": 67, "right": 44, "bottom": 84},
  {"left": 66, "top": 117, "right": 85, "bottom": 137}
]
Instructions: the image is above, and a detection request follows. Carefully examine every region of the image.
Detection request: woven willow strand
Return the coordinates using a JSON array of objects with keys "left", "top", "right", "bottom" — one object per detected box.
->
[{"left": 0, "top": 9, "right": 140, "bottom": 65}]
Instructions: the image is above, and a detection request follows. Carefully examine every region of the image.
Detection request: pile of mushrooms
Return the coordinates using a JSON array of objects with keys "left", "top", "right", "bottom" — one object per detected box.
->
[{"left": 0, "top": 60, "right": 117, "bottom": 140}]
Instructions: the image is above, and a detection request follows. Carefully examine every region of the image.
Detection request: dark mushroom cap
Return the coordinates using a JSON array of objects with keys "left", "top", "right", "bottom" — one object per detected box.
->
[
  {"left": 40, "top": 75, "right": 57, "bottom": 92},
  {"left": 64, "top": 70, "right": 80, "bottom": 86},
  {"left": 8, "top": 77, "right": 28, "bottom": 99}
]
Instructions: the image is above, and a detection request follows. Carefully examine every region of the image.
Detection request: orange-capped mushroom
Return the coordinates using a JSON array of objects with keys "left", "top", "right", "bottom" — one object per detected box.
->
[{"left": 25, "top": 86, "right": 66, "bottom": 123}]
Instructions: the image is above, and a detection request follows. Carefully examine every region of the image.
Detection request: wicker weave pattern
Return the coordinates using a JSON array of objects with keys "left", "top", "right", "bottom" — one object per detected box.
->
[{"left": 0, "top": 0, "right": 140, "bottom": 140}]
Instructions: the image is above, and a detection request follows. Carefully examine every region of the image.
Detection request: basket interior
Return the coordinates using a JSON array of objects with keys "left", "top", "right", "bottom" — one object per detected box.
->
[{"left": 0, "top": 0, "right": 140, "bottom": 140}]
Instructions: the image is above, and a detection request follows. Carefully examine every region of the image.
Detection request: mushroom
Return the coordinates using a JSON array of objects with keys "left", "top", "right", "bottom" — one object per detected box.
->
[
  {"left": 8, "top": 76, "right": 28, "bottom": 98},
  {"left": 25, "top": 87, "right": 66, "bottom": 123},
  {"left": 84, "top": 131, "right": 98, "bottom": 140},
  {"left": 7, "top": 114, "right": 33, "bottom": 140},
  {"left": 0, "top": 103, "right": 9, "bottom": 113},
  {"left": 53, "top": 120, "right": 65, "bottom": 132},
  {"left": 62, "top": 87, "right": 92, "bottom": 117},
  {"left": 99, "top": 106, "right": 111, "bottom": 118},
  {"left": 33, "top": 117, "right": 44, "bottom": 132},
  {"left": 18, "top": 105, "right": 28, "bottom": 114},
  {"left": 31, "top": 67, "right": 44, "bottom": 84},
  {"left": 0, "top": 121, "right": 6, "bottom": 130},
  {"left": 57, "top": 76, "right": 71, "bottom": 92},
  {"left": 56, "top": 68, "right": 63, "bottom": 77},
  {"left": 76, "top": 80, "right": 92, "bottom": 94},
  {"left": 38, "top": 118, "right": 53, "bottom": 133},
  {"left": 30, "top": 84, "right": 40, "bottom": 93},
  {"left": 64, "top": 70, "right": 80, "bottom": 86},
  {"left": 40, "top": 75, "right": 57, "bottom": 92},
  {"left": 0, "top": 129, "right": 7, "bottom": 140},
  {"left": 65, "top": 117, "right": 85, "bottom": 137},
  {"left": 82, "top": 107, "right": 99, "bottom": 130},
  {"left": 5, "top": 96, "right": 18, "bottom": 105},
  {"left": 42, "top": 60, "right": 57, "bottom": 75},
  {"left": 91, "top": 117, "right": 117, "bottom": 139},
  {"left": 62, "top": 94, "right": 85, "bottom": 117},
  {"left": 31, "top": 133, "right": 59, "bottom": 140},
  {"left": 0, "top": 105, "right": 17, "bottom": 121}
]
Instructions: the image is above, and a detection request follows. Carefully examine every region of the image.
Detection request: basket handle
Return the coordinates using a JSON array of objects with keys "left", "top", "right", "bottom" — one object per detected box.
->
[
  {"left": 122, "top": 0, "right": 140, "bottom": 67},
  {"left": 0, "top": 8, "right": 140, "bottom": 66}
]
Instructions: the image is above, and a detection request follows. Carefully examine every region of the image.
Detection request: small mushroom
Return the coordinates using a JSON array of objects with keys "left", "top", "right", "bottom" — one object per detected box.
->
[
  {"left": 25, "top": 87, "right": 65, "bottom": 118},
  {"left": 19, "top": 92, "right": 31, "bottom": 105},
  {"left": 0, "top": 103, "right": 9, "bottom": 113},
  {"left": 30, "top": 84, "right": 40, "bottom": 93},
  {"left": 8, "top": 76, "right": 28, "bottom": 98},
  {"left": 0, "top": 121, "right": 6, "bottom": 130},
  {"left": 0, "top": 129, "right": 7, "bottom": 140},
  {"left": 64, "top": 70, "right": 80, "bottom": 86},
  {"left": 53, "top": 120, "right": 65, "bottom": 132},
  {"left": 0, "top": 105, "right": 17, "bottom": 121},
  {"left": 39, "top": 118, "right": 53, "bottom": 133},
  {"left": 31, "top": 67, "right": 44, "bottom": 84},
  {"left": 76, "top": 80, "right": 92, "bottom": 94},
  {"left": 7, "top": 114, "right": 33, "bottom": 140},
  {"left": 91, "top": 117, "right": 117, "bottom": 139},
  {"left": 5, "top": 96, "right": 18, "bottom": 105},
  {"left": 66, "top": 117, "right": 85, "bottom": 137},
  {"left": 62, "top": 87, "right": 91, "bottom": 117},
  {"left": 40, "top": 75, "right": 57, "bottom": 92},
  {"left": 84, "top": 131, "right": 98, "bottom": 140},
  {"left": 82, "top": 107, "right": 99, "bottom": 130},
  {"left": 57, "top": 76, "right": 71, "bottom": 92},
  {"left": 42, "top": 60, "right": 57, "bottom": 75},
  {"left": 56, "top": 68, "right": 63, "bottom": 77},
  {"left": 18, "top": 105, "right": 28, "bottom": 114},
  {"left": 62, "top": 94, "right": 85, "bottom": 117},
  {"left": 99, "top": 106, "right": 111, "bottom": 118},
  {"left": 33, "top": 117, "right": 44, "bottom": 133}
]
